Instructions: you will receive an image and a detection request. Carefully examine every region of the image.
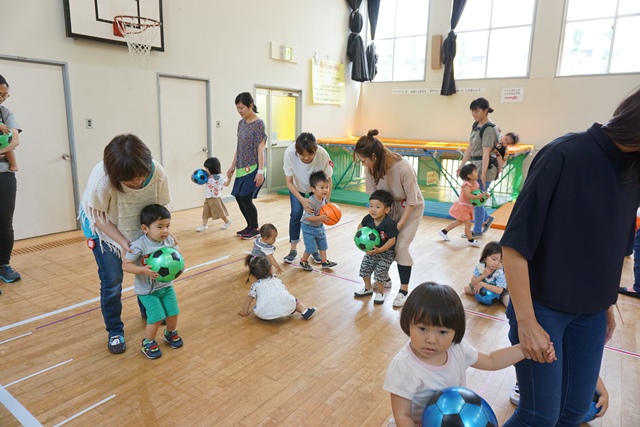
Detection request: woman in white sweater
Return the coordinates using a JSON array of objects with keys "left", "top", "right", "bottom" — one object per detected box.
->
[{"left": 80, "top": 134, "right": 172, "bottom": 355}]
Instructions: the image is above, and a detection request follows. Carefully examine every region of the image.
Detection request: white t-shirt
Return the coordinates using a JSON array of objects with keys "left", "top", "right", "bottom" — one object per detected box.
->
[
  {"left": 205, "top": 174, "right": 227, "bottom": 198},
  {"left": 283, "top": 144, "right": 333, "bottom": 193},
  {"left": 248, "top": 276, "right": 297, "bottom": 320},
  {"left": 383, "top": 340, "right": 478, "bottom": 426}
]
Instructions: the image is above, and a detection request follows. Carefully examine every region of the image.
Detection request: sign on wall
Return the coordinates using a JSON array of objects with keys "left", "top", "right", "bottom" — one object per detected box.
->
[{"left": 311, "top": 59, "right": 345, "bottom": 105}]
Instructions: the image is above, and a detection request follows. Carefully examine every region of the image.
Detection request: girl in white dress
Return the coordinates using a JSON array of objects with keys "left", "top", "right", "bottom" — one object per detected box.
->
[{"left": 238, "top": 255, "right": 316, "bottom": 320}]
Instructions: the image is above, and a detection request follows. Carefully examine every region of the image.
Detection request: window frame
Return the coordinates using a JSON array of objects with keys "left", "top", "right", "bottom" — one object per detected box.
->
[
  {"left": 557, "top": 0, "right": 640, "bottom": 77},
  {"left": 453, "top": 0, "right": 537, "bottom": 80}
]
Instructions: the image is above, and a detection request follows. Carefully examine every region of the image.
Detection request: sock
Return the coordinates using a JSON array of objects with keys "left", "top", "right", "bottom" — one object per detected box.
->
[
  {"left": 441, "top": 229, "right": 448, "bottom": 235},
  {"left": 468, "top": 239, "right": 474, "bottom": 243},
  {"left": 399, "top": 289, "right": 408, "bottom": 296}
]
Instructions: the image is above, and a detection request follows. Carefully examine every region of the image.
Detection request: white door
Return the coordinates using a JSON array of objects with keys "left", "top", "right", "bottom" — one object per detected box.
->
[
  {"left": 0, "top": 59, "right": 77, "bottom": 239},
  {"left": 158, "top": 75, "right": 210, "bottom": 211},
  {"left": 255, "top": 88, "right": 300, "bottom": 193}
]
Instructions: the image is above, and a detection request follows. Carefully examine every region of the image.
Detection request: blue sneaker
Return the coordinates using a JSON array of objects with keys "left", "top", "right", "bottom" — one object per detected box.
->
[
  {"left": 163, "top": 329, "right": 184, "bottom": 349},
  {"left": 0, "top": 264, "right": 21, "bottom": 283},
  {"left": 141, "top": 339, "right": 162, "bottom": 359},
  {"left": 108, "top": 335, "right": 126, "bottom": 354}
]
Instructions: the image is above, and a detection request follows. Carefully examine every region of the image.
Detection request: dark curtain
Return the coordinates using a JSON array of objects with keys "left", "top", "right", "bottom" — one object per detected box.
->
[
  {"left": 365, "top": 0, "right": 381, "bottom": 81},
  {"left": 346, "top": 0, "right": 369, "bottom": 82},
  {"left": 441, "top": 0, "right": 467, "bottom": 96}
]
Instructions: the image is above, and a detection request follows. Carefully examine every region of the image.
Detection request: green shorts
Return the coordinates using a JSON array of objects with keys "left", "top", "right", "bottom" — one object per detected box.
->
[{"left": 138, "top": 286, "right": 180, "bottom": 324}]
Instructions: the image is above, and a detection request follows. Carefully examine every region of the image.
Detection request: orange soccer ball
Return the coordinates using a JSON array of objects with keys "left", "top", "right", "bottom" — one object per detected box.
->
[{"left": 320, "top": 202, "right": 342, "bottom": 226}]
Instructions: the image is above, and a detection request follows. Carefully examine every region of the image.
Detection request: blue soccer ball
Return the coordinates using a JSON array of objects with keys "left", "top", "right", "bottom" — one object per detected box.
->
[
  {"left": 475, "top": 287, "right": 500, "bottom": 305},
  {"left": 423, "top": 386, "right": 498, "bottom": 427},
  {"left": 580, "top": 391, "right": 601, "bottom": 423},
  {"left": 191, "top": 168, "right": 208, "bottom": 185}
]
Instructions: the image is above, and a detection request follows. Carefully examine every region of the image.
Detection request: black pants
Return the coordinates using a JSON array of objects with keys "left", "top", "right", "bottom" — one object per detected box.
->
[
  {"left": 0, "top": 172, "right": 17, "bottom": 265},
  {"left": 235, "top": 193, "right": 259, "bottom": 229}
]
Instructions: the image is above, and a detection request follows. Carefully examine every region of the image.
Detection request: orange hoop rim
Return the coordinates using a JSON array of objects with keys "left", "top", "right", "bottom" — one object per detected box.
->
[
  {"left": 113, "top": 15, "right": 161, "bottom": 28},
  {"left": 113, "top": 15, "right": 161, "bottom": 36}
]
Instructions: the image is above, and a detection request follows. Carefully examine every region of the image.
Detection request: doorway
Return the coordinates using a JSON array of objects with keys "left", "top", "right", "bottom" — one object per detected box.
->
[
  {"left": 0, "top": 56, "right": 78, "bottom": 240},
  {"left": 254, "top": 87, "right": 301, "bottom": 193},
  {"left": 158, "top": 74, "right": 211, "bottom": 211}
]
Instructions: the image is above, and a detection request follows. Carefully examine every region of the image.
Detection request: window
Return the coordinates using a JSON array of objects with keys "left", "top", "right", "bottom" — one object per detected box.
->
[
  {"left": 454, "top": 0, "right": 536, "bottom": 79},
  {"left": 373, "top": 0, "right": 430, "bottom": 82},
  {"left": 559, "top": 0, "right": 640, "bottom": 76}
]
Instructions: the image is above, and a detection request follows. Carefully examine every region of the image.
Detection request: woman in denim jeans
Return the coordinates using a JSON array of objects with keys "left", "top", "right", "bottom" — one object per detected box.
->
[
  {"left": 501, "top": 86, "right": 640, "bottom": 426},
  {"left": 282, "top": 132, "right": 333, "bottom": 265},
  {"left": 80, "top": 135, "right": 172, "bottom": 354}
]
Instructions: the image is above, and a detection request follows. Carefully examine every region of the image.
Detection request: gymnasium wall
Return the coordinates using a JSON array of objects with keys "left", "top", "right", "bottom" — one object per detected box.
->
[
  {"left": 0, "top": 0, "right": 360, "bottom": 188},
  {"left": 357, "top": 0, "right": 640, "bottom": 149}
]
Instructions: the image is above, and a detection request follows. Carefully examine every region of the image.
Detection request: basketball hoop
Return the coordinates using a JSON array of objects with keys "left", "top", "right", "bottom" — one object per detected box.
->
[{"left": 113, "top": 15, "right": 161, "bottom": 67}]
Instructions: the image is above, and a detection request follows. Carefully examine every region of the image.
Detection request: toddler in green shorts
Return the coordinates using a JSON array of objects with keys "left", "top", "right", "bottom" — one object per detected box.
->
[{"left": 123, "top": 204, "right": 184, "bottom": 360}]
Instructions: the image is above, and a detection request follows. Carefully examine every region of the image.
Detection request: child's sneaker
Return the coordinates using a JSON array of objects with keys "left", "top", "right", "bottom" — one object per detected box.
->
[
  {"left": 393, "top": 293, "right": 407, "bottom": 308},
  {"left": 163, "top": 329, "right": 184, "bottom": 349},
  {"left": 374, "top": 292, "right": 386, "bottom": 304},
  {"left": 299, "top": 260, "right": 313, "bottom": 271},
  {"left": 321, "top": 260, "right": 337, "bottom": 268},
  {"left": 310, "top": 252, "right": 322, "bottom": 264},
  {"left": 141, "top": 339, "right": 162, "bottom": 359},
  {"left": 108, "top": 335, "right": 126, "bottom": 354},
  {"left": 468, "top": 240, "right": 481, "bottom": 247},
  {"left": 221, "top": 219, "right": 232, "bottom": 229},
  {"left": 195, "top": 225, "right": 208, "bottom": 232},
  {"left": 354, "top": 287, "right": 373, "bottom": 297},
  {"left": 439, "top": 230, "right": 450, "bottom": 242},
  {"left": 510, "top": 383, "right": 520, "bottom": 405},
  {"left": 461, "top": 231, "right": 483, "bottom": 239},
  {"left": 301, "top": 307, "right": 316, "bottom": 320},
  {"left": 383, "top": 280, "right": 392, "bottom": 291},
  {"left": 482, "top": 216, "right": 495, "bottom": 233},
  {"left": 283, "top": 250, "right": 298, "bottom": 264}
]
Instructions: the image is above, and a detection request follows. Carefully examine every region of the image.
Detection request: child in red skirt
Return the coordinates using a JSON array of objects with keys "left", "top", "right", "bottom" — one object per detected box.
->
[{"left": 438, "top": 163, "right": 488, "bottom": 247}]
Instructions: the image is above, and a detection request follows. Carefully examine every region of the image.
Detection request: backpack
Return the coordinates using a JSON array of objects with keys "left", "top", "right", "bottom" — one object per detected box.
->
[{"left": 472, "top": 121, "right": 497, "bottom": 140}]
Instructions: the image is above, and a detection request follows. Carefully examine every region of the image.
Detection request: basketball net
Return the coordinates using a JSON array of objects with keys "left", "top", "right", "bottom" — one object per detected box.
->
[{"left": 113, "top": 15, "right": 161, "bottom": 68}]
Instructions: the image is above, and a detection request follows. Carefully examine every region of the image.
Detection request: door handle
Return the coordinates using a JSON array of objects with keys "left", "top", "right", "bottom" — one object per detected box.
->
[
  {"left": 202, "top": 147, "right": 208, "bottom": 152},
  {"left": 61, "top": 154, "right": 71, "bottom": 160},
  {"left": 272, "top": 142, "right": 278, "bottom": 147}
]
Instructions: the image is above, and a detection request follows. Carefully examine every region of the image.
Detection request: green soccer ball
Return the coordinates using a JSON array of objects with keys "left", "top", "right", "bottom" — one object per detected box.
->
[
  {"left": 354, "top": 226, "right": 381, "bottom": 252},
  {"left": 145, "top": 247, "right": 185, "bottom": 282},
  {"left": 0, "top": 130, "right": 12, "bottom": 149},
  {"left": 470, "top": 189, "right": 486, "bottom": 207}
]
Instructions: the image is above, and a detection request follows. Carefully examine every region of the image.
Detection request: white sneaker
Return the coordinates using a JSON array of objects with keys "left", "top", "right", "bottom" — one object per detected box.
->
[
  {"left": 510, "top": 383, "right": 520, "bottom": 406},
  {"left": 467, "top": 240, "right": 481, "bottom": 247},
  {"left": 374, "top": 292, "right": 386, "bottom": 304},
  {"left": 383, "top": 280, "right": 392, "bottom": 291},
  {"left": 439, "top": 230, "right": 450, "bottom": 242},
  {"left": 195, "top": 225, "right": 208, "bottom": 232},
  {"left": 393, "top": 293, "right": 407, "bottom": 307},
  {"left": 221, "top": 219, "right": 232, "bottom": 229},
  {"left": 354, "top": 287, "right": 373, "bottom": 297}
]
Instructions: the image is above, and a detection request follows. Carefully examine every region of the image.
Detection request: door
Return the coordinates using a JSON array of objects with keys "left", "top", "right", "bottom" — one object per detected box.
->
[
  {"left": 255, "top": 88, "right": 301, "bottom": 193},
  {"left": 0, "top": 58, "right": 78, "bottom": 239},
  {"left": 158, "top": 75, "right": 211, "bottom": 211}
]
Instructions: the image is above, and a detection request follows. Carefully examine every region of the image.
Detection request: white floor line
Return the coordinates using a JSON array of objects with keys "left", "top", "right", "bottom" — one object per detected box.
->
[
  {"left": 4, "top": 359, "right": 73, "bottom": 388},
  {"left": 0, "top": 385, "right": 43, "bottom": 426},
  {"left": 0, "top": 255, "right": 230, "bottom": 333},
  {"left": 51, "top": 394, "right": 116, "bottom": 427},
  {"left": 0, "top": 332, "right": 32, "bottom": 345}
]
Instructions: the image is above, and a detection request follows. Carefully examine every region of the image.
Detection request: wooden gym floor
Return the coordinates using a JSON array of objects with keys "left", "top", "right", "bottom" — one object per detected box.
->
[{"left": 1, "top": 194, "right": 639, "bottom": 426}]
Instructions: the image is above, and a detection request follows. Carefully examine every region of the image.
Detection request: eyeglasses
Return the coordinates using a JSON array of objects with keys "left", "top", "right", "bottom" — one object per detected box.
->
[{"left": 0, "top": 93, "right": 10, "bottom": 99}]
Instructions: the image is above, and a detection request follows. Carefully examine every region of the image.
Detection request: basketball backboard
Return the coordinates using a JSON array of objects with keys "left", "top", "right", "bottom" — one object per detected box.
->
[{"left": 63, "top": 0, "right": 164, "bottom": 51}]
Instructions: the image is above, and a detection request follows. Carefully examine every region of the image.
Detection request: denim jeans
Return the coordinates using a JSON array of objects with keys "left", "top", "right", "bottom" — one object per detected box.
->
[
  {"left": 289, "top": 190, "right": 305, "bottom": 244},
  {"left": 301, "top": 222, "right": 328, "bottom": 254},
  {"left": 504, "top": 301, "right": 606, "bottom": 427},
  {"left": 473, "top": 179, "right": 492, "bottom": 234},
  {"left": 633, "top": 227, "right": 640, "bottom": 292},
  {"left": 92, "top": 239, "right": 145, "bottom": 337}
]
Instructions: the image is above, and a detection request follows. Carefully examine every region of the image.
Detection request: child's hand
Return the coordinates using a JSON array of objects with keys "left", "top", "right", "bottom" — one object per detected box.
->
[
  {"left": 366, "top": 247, "right": 379, "bottom": 256},
  {"left": 319, "top": 213, "right": 330, "bottom": 222},
  {"left": 484, "top": 192, "right": 490, "bottom": 199},
  {"left": 0, "top": 124, "right": 9, "bottom": 134},
  {"left": 595, "top": 390, "right": 609, "bottom": 417},
  {"left": 275, "top": 266, "right": 284, "bottom": 275},
  {"left": 143, "top": 265, "right": 160, "bottom": 279},
  {"left": 474, "top": 284, "right": 485, "bottom": 295},
  {"left": 238, "top": 311, "right": 250, "bottom": 317}
]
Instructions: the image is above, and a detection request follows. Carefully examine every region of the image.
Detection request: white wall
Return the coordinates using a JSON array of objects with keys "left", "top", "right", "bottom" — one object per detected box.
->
[
  {"left": 357, "top": 0, "right": 640, "bottom": 149},
  {"left": 0, "top": 0, "right": 360, "bottom": 188}
]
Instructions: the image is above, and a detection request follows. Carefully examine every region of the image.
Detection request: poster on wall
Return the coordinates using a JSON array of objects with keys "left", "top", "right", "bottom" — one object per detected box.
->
[{"left": 311, "top": 59, "right": 345, "bottom": 105}]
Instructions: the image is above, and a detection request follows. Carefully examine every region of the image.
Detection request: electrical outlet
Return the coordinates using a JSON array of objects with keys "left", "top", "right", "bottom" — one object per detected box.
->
[
  {"left": 216, "top": 120, "right": 221, "bottom": 128},
  {"left": 86, "top": 119, "right": 93, "bottom": 129}
]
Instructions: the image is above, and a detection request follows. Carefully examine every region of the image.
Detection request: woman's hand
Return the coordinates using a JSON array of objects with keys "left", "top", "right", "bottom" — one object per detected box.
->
[
  {"left": 518, "top": 319, "right": 554, "bottom": 363},
  {"left": 302, "top": 198, "right": 314, "bottom": 214},
  {"left": 226, "top": 167, "right": 234, "bottom": 180},
  {"left": 255, "top": 173, "right": 264, "bottom": 187}
]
